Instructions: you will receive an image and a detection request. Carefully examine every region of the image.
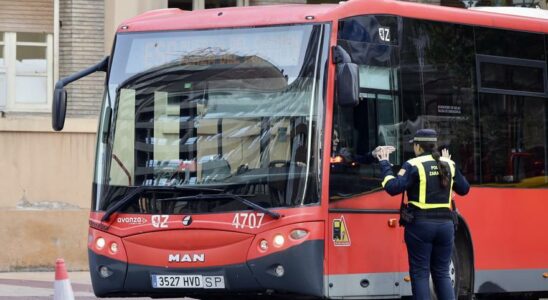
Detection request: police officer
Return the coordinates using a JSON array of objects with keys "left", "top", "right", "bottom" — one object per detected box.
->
[{"left": 376, "top": 129, "right": 470, "bottom": 300}]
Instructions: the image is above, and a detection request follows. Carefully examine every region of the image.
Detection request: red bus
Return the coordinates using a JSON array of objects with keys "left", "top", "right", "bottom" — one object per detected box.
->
[{"left": 52, "top": 0, "right": 548, "bottom": 298}]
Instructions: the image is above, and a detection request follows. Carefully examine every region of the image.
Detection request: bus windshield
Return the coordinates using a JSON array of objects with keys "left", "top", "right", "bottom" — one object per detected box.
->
[{"left": 93, "top": 24, "right": 327, "bottom": 214}]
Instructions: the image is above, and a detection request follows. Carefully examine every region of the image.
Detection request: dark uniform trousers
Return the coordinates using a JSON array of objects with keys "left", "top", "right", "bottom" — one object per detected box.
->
[
  {"left": 405, "top": 219, "right": 455, "bottom": 300},
  {"left": 380, "top": 154, "right": 470, "bottom": 300}
]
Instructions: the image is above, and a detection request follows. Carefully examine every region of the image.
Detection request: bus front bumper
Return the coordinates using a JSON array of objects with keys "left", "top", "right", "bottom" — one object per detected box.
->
[{"left": 89, "top": 239, "right": 324, "bottom": 298}]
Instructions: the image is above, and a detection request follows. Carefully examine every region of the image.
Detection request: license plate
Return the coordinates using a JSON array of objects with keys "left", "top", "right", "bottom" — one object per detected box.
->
[{"left": 151, "top": 275, "right": 225, "bottom": 289}]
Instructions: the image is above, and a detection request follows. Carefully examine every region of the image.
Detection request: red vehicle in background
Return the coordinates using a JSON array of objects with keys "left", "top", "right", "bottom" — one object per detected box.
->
[{"left": 52, "top": 0, "right": 548, "bottom": 298}]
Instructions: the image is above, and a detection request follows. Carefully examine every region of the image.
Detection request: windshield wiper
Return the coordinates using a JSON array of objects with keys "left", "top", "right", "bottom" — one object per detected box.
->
[
  {"left": 101, "top": 185, "right": 223, "bottom": 222},
  {"left": 159, "top": 193, "right": 281, "bottom": 219}
]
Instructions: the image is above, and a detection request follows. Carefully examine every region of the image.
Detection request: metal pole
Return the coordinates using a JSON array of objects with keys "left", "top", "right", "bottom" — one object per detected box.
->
[{"left": 54, "top": 0, "right": 60, "bottom": 83}]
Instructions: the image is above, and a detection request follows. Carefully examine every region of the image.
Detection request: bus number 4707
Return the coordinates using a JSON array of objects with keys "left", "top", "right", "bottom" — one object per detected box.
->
[{"left": 232, "top": 213, "right": 265, "bottom": 229}]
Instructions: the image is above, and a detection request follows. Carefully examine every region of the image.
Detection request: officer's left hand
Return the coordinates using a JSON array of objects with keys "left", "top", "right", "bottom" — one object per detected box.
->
[{"left": 442, "top": 148, "right": 451, "bottom": 159}]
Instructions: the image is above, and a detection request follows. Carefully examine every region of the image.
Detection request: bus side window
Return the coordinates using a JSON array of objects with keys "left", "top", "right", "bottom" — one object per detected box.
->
[
  {"left": 400, "top": 17, "right": 478, "bottom": 179},
  {"left": 475, "top": 27, "right": 547, "bottom": 186},
  {"left": 329, "top": 58, "right": 400, "bottom": 199},
  {"left": 478, "top": 94, "right": 547, "bottom": 186}
]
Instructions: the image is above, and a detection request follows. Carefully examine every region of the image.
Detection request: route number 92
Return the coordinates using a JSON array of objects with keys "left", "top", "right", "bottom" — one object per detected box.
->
[{"left": 232, "top": 213, "right": 265, "bottom": 229}]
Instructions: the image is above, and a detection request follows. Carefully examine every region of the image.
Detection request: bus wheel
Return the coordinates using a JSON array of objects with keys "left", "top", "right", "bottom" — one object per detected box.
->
[{"left": 430, "top": 244, "right": 461, "bottom": 300}]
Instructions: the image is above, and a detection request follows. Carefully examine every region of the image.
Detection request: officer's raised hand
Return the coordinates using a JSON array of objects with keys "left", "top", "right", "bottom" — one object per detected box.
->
[
  {"left": 442, "top": 148, "right": 451, "bottom": 159},
  {"left": 376, "top": 147, "right": 391, "bottom": 161},
  {"left": 372, "top": 146, "right": 395, "bottom": 159}
]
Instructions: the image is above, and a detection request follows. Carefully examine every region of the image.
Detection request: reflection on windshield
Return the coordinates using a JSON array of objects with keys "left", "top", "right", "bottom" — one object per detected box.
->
[{"left": 94, "top": 24, "right": 326, "bottom": 213}]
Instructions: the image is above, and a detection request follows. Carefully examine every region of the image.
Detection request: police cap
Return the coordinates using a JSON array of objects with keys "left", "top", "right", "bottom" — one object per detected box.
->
[{"left": 409, "top": 129, "right": 438, "bottom": 143}]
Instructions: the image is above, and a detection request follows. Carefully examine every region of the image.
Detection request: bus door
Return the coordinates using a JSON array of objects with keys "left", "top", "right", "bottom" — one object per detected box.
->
[
  {"left": 327, "top": 14, "right": 406, "bottom": 297},
  {"left": 327, "top": 207, "right": 403, "bottom": 298},
  {"left": 327, "top": 92, "right": 404, "bottom": 298}
]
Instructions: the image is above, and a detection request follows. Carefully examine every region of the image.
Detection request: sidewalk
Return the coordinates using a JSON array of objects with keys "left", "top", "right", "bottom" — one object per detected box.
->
[
  {"left": 0, "top": 271, "right": 95, "bottom": 299},
  {"left": 0, "top": 272, "right": 169, "bottom": 299}
]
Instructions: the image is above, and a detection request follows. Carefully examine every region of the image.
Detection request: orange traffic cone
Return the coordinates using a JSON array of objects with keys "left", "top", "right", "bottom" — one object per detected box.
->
[{"left": 53, "top": 258, "right": 75, "bottom": 300}]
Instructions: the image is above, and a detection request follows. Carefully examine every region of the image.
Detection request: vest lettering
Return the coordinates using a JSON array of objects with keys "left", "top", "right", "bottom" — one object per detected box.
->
[{"left": 408, "top": 155, "right": 453, "bottom": 209}]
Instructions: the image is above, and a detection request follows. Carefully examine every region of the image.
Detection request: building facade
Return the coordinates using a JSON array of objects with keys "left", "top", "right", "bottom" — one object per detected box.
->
[
  {"left": 0, "top": 0, "right": 545, "bottom": 271},
  {"left": 0, "top": 0, "right": 101, "bottom": 271}
]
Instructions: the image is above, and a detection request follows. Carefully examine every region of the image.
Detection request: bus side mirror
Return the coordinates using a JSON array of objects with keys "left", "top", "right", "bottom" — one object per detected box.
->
[
  {"left": 52, "top": 83, "right": 68, "bottom": 131},
  {"left": 333, "top": 46, "right": 360, "bottom": 107},
  {"left": 51, "top": 56, "right": 109, "bottom": 131}
]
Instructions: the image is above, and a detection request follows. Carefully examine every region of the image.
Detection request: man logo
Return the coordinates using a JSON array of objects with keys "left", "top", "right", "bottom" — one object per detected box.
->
[
  {"left": 168, "top": 253, "right": 205, "bottom": 263},
  {"left": 182, "top": 215, "right": 192, "bottom": 226}
]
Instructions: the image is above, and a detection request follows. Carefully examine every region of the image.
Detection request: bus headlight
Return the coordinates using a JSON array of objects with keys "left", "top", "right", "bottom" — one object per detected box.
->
[
  {"left": 110, "top": 242, "right": 118, "bottom": 254},
  {"left": 259, "top": 239, "right": 268, "bottom": 251},
  {"left": 96, "top": 237, "right": 106, "bottom": 250},
  {"left": 289, "top": 229, "right": 308, "bottom": 240},
  {"left": 273, "top": 234, "right": 285, "bottom": 247}
]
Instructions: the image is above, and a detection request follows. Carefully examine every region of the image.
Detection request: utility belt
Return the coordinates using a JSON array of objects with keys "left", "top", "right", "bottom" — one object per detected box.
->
[
  {"left": 399, "top": 193, "right": 459, "bottom": 229},
  {"left": 408, "top": 205, "right": 454, "bottom": 220}
]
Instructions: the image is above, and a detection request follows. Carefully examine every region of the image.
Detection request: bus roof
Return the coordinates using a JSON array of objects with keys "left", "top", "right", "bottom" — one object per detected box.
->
[
  {"left": 469, "top": 6, "right": 548, "bottom": 19},
  {"left": 118, "top": 0, "right": 548, "bottom": 34}
]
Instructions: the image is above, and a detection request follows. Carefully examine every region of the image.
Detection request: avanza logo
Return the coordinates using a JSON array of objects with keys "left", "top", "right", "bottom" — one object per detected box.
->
[
  {"left": 168, "top": 253, "right": 205, "bottom": 263},
  {"left": 116, "top": 216, "right": 147, "bottom": 225}
]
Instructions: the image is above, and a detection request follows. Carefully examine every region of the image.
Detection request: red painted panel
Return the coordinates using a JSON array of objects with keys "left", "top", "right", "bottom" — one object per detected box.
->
[
  {"left": 326, "top": 187, "right": 548, "bottom": 275},
  {"left": 341, "top": 0, "right": 548, "bottom": 33},
  {"left": 458, "top": 187, "right": 548, "bottom": 270},
  {"left": 118, "top": 0, "right": 548, "bottom": 35},
  {"left": 327, "top": 213, "right": 403, "bottom": 274},
  {"left": 118, "top": 5, "right": 335, "bottom": 32},
  {"left": 124, "top": 229, "right": 252, "bottom": 250},
  {"left": 123, "top": 230, "right": 253, "bottom": 267},
  {"left": 88, "top": 208, "right": 325, "bottom": 268},
  {"left": 247, "top": 222, "right": 324, "bottom": 261},
  {"left": 90, "top": 206, "right": 323, "bottom": 237},
  {"left": 88, "top": 228, "right": 128, "bottom": 262}
]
